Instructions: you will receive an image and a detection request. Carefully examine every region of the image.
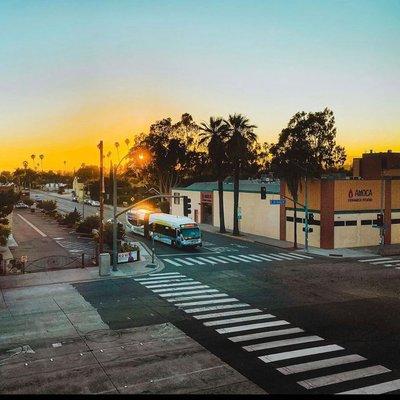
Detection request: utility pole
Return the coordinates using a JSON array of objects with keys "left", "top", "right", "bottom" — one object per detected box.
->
[
  {"left": 112, "top": 162, "right": 118, "bottom": 271},
  {"left": 379, "top": 174, "right": 385, "bottom": 252},
  {"left": 98, "top": 141, "right": 104, "bottom": 260},
  {"left": 304, "top": 174, "right": 309, "bottom": 252}
]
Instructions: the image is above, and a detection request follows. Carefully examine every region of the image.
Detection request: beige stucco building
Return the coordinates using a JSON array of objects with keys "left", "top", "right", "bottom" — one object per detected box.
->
[{"left": 172, "top": 178, "right": 400, "bottom": 249}]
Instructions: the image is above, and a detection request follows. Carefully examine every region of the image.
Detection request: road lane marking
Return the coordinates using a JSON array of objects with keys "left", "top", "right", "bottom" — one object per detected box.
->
[
  {"left": 149, "top": 272, "right": 184, "bottom": 277},
  {"left": 216, "top": 256, "right": 239, "bottom": 263},
  {"left": 136, "top": 274, "right": 183, "bottom": 281},
  {"left": 178, "top": 258, "right": 194, "bottom": 266},
  {"left": 142, "top": 278, "right": 193, "bottom": 284},
  {"left": 205, "top": 256, "right": 229, "bottom": 264},
  {"left": 279, "top": 252, "right": 305, "bottom": 260},
  {"left": 277, "top": 354, "right": 367, "bottom": 375},
  {"left": 290, "top": 252, "right": 313, "bottom": 259},
  {"left": 238, "top": 255, "right": 263, "bottom": 262},
  {"left": 154, "top": 284, "right": 209, "bottom": 293},
  {"left": 271, "top": 253, "right": 296, "bottom": 260},
  {"left": 193, "top": 309, "right": 262, "bottom": 320},
  {"left": 216, "top": 320, "right": 290, "bottom": 334},
  {"left": 371, "top": 259, "right": 395, "bottom": 265},
  {"left": 297, "top": 365, "right": 390, "bottom": 390},
  {"left": 163, "top": 259, "right": 183, "bottom": 267},
  {"left": 176, "top": 298, "right": 239, "bottom": 307},
  {"left": 337, "top": 378, "right": 400, "bottom": 394},
  {"left": 199, "top": 257, "right": 218, "bottom": 265},
  {"left": 251, "top": 254, "right": 273, "bottom": 261},
  {"left": 243, "top": 335, "right": 324, "bottom": 352},
  {"left": 184, "top": 257, "right": 205, "bottom": 265},
  {"left": 204, "top": 314, "right": 275, "bottom": 326},
  {"left": 166, "top": 293, "right": 228, "bottom": 302},
  {"left": 229, "top": 327, "right": 304, "bottom": 343},
  {"left": 160, "top": 289, "right": 219, "bottom": 298},
  {"left": 358, "top": 257, "right": 392, "bottom": 262},
  {"left": 227, "top": 255, "right": 251, "bottom": 263},
  {"left": 185, "top": 303, "right": 250, "bottom": 313},
  {"left": 260, "top": 254, "right": 285, "bottom": 261},
  {"left": 145, "top": 281, "right": 198, "bottom": 289},
  {"left": 259, "top": 345, "right": 344, "bottom": 363},
  {"left": 17, "top": 214, "right": 47, "bottom": 237}
]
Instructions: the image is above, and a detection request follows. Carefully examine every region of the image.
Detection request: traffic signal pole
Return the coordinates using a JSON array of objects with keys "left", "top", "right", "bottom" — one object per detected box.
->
[
  {"left": 98, "top": 141, "right": 104, "bottom": 260},
  {"left": 304, "top": 175, "right": 309, "bottom": 252}
]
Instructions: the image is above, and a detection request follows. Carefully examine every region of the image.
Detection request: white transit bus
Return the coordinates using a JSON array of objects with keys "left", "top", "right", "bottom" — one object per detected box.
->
[{"left": 126, "top": 208, "right": 202, "bottom": 249}]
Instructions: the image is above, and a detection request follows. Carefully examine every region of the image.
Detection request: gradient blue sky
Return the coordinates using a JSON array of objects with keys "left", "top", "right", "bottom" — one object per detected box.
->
[{"left": 1, "top": 0, "right": 399, "bottom": 170}]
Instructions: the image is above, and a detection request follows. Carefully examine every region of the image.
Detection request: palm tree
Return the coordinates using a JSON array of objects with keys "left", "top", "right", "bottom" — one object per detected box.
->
[
  {"left": 225, "top": 114, "right": 257, "bottom": 236},
  {"left": 199, "top": 117, "right": 229, "bottom": 233},
  {"left": 39, "top": 154, "right": 44, "bottom": 170},
  {"left": 22, "top": 160, "right": 28, "bottom": 188},
  {"left": 114, "top": 142, "right": 120, "bottom": 162},
  {"left": 124, "top": 138, "right": 130, "bottom": 149},
  {"left": 63, "top": 160, "right": 67, "bottom": 174},
  {"left": 30, "top": 154, "right": 36, "bottom": 167}
]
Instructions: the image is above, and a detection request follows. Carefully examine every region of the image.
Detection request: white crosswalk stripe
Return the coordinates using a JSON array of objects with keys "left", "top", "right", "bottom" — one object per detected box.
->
[
  {"left": 166, "top": 293, "right": 228, "bottom": 302},
  {"left": 277, "top": 354, "right": 367, "bottom": 375},
  {"left": 237, "top": 255, "right": 263, "bottom": 262},
  {"left": 164, "top": 259, "right": 183, "bottom": 267},
  {"left": 199, "top": 257, "right": 218, "bottom": 265},
  {"left": 185, "top": 257, "right": 205, "bottom": 265},
  {"left": 229, "top": 327, "right": 304, "bottom": 343},
  {"left": 193, "top": 308, "right": 263, "bottom": 320},
  {"left": 216, "top": 320, "right": 290, "bottom": 334},
  {"left": 176, "top": 298, "right": 239, "bottom": 307},
  {"left": 217, "top": 256, "right": 240, "bottom": 263},
  {"left": 297, "top": 365, "right": 390, "bottom": 390},
  {"left": 226, "top": 255, "right": 252, "bottom": 263},
  {"left": 357, "top": 256, "right": 400, "bottom": 270},
  {"left": 279, "top": 252, "right": 305, "bottom": 260},
  {"left": 154, "top": 285, "right": 210, "bottom": 293},
  {"left": 204, "top": 314, "right": 275, "bottom": 326},
  {"left": 248, "top": 254, "right": 271, "bottom": 261},
  {"left": 149, "top": 272, "right": 183, "bottom": 277},
  {"left": 290, "top": 252, "right": 313, "bottom": 259},
  {"left": 359, "top": 257, "right": 392, "bottom": 262},
  {"left": 160, "top": 289, "right": 219, "bottom": 298},
  {"left": 145, "top": 280, "right": 197, "bottom": 289},
  {"left": 259, "top": 345, "right": 344, "bottom": 363},
  {"left": 205, "top": 256, "right": 229, "bottom": 264},
  {"left": 337, "top": 378, "right": 400, "bottom": 394},
  {"left": 185, "top": 303, "right": 251, "bottom": 313},
  {"left": 243, "top": 335, "right": 324, "bottom": 352},
  {"left": 178, "top": 258, "right": 195, "bottom": 266}
]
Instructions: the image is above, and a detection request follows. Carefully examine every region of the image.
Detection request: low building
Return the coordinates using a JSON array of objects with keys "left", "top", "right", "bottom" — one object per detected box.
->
[
  {"left": 172, "top": 177, "right": 400, "bottom": 249},
  {"left": 353, "top": 150, "right": 400, "bottom": 178}
]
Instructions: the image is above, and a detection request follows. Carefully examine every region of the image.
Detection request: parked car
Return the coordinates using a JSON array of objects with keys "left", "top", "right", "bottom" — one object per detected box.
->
[
  {"left": 15, "top": 202, "right": 29, "bottom": 209},
  {"left": 84, "top": 198, "right": 92, "bottom": 205},
  {"left": 91, "top": 200, "right": 100, "bottom": 207}
]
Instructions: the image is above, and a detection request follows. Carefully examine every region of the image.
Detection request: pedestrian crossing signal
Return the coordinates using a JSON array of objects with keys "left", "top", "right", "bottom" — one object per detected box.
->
[
  {"left": 260, "top": 186, "right": 267, "bottom": 200},
  {"left": 376, "top": 213, "right": 384, "bottom": 227},
  {"left": 183, "top": 196, "right": 192, "bottom": 216}
]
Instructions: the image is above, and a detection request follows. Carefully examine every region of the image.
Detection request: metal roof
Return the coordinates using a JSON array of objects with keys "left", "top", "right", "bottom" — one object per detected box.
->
[{"left": 173, "top": 179, "right": 280, "bottom": 194}]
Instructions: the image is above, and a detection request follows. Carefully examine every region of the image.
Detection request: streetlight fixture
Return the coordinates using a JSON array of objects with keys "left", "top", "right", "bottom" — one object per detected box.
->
[{"left": 112, "top": 147, "right": 150, "bottom": 271}]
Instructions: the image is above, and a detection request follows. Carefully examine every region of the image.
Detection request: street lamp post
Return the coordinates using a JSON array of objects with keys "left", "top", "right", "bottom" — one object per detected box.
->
[{"left": 111, "top": 149, "right": 148, "bottom": 271}]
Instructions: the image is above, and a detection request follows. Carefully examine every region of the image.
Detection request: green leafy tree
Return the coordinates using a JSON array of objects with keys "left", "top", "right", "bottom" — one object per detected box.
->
[
  {"left": 0, "top": 189, "right": 20, "bottom": 224},
  {"left": 270, "top": 107, "right": 346, "bottom": 248},
  {"left": 225, "top": 114, "right": 257, "bottom": 236},
  {"left": 199, "top": 117, "right": 229, "bottom": 233}
]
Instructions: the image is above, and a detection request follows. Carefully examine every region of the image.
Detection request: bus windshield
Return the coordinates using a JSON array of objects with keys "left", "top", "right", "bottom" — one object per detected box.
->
[{"left": 180, "top": 227, "right": 200, "bottom": 239}]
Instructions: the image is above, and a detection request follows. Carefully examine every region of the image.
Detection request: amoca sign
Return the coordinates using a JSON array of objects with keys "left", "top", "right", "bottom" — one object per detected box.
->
[{"left": 348, "top": 188, "right": 373, "bottom": 202}]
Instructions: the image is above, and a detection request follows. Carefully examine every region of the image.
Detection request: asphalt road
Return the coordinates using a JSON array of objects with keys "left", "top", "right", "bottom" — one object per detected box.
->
[{"left": 31, "top": 190, "right": 400, "bottom": 394}]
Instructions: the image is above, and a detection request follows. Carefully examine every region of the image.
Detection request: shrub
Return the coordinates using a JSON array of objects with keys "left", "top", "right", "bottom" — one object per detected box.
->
[
  {"left": 0, "top": 224, "right": 11, "bottom": 246},
  {"left": 57, "top": 186, "right": 65, "bottom": 194},
  {"left": 24, "top": 198, "right": 34, "bottom": 206},
  {"left": 63, "top": 209, "right": 81, "bottom": 226},
  {"left": 40, "top": 200, "right": 57, "bottom": 213},
  {"left": 76, "top": 215, "right": 100, "bottom": 234}
]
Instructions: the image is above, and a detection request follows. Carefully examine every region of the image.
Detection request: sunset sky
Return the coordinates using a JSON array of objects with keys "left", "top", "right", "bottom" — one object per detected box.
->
[{"left": 1, "top": 0, "right": 399, "bottom": 172}]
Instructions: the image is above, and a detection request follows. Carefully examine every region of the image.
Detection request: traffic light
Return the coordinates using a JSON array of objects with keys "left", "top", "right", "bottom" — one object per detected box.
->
[
  {"left": 307, "top": 213, "right": 314, "bottom": 224},
  {"left": 183, "top": 196, "right": 192, "bottom": 216},
  {"left": 260, "top": 186, "right": 267, "bottom": 200},
  {"left": 376, "top": 213, "right": 384, "bottom": 227}
]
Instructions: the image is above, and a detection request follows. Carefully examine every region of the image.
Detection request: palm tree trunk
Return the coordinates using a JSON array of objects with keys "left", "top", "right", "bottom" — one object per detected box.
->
[
  {"left": 217, "top": 177, "right": 226, "bottom": 233},
  {"left": 232, "top": 164, "right": 240, "bottom": 236},
  {"left": 293, "top": 199, "right": 298, "bottom": 249}
]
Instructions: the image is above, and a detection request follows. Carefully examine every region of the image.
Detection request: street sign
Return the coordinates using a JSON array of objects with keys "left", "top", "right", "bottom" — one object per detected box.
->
[{"left": 270, "top": 199, "right": 286, "bottom": 205}]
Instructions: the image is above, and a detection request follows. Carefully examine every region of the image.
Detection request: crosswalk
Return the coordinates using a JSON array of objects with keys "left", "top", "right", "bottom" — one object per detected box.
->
[
  {"left": 55, "top": 238, "right": 95, "bottom": 255},
  {"left": 161, "top": 251, "right": 313, "bottom": 268},
  {"left": 358, "top": 255, "right": 400, "bottom": 269},
  {"left": 134, "top": 271, "right": 400, "bottom": 394}
]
